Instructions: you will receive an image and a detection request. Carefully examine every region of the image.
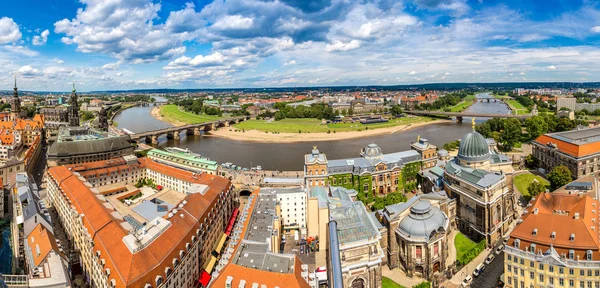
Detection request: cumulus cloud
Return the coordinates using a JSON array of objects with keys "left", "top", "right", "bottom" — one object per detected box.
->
[
  {"left": 591, "top": 26, "right": 600, "bottom": 33},
  {"left": 102, "top": 61, "right": 122, "bottom": 70},
  {"left": 409, "top": 71, "right": 416, "bottom": 75},
  {"left": 324, "top": 40, "right": 361, "bottom": 52},
  {"left": 18, "top": 65, "right": 42, "bottom": 77},
  {"left": 32, "top": 29, "right": 49, "bottom": 45},
  {"left": 518, "top": 33, "right": 549, "bottom": 42},
  {"left": 165, "top": 2, "right": 206, "bottom": 33},
  {"left": 212, "top": 15, "right": 255, "bottom": 31},
  {"left": 164, "top": 52, "right": 225, "bottom": 70},
  {"left": 56, "top": 59, "right": 64, "bottom": 64},
  {"left": 547, "top": 65, "right": 556, "bottom": 70},
  {"left": 0, "top": 17, "right": 22, "bottom": 44},
  {"left": 283, "top": 60, "right": 297, "bottom": 66},
  {"left": 3, "top": 45, "right": 39, "bottom": 57}
]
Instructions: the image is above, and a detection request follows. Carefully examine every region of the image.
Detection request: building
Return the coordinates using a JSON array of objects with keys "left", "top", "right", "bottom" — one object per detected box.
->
[
  {"left": 304, "top": 144, "right": 422, "bottom": 198},
  {"left": 411, "top": 137, "right": 438, "bottom": 169},
  {"left": 68, "top": 84, "right": 80, "bottom": 127},
  {"left": 556, "top": 97, "right": 576, "bottom": 112},
  {"left": 504, "top": 193, "right": 600, "bottom": 288},
  {"left": 10, "top": 77, "right": 24, "bottom": 120},
  {"left": 40, "top": 106, "right": 70, "bottom": 141},
  {"left": 209, "top": 190, "right": 310, "bottom": 288},
  {"left": 575, "top": 102, "right": 600, "bottom": 112},
  {"left": 375, "top": 194, "right": 456, "bottom": 281},
  {"left": 532, "top": 126, "right": 600, "bottom": 179},
  {"left": 47, "top": 126, "right": 134, "bottom": 167},
  {"left": 307, "top": 186, "right": 384, "bottom": 287},
  {"left": 96, "top": 106, "right": 109, "bottom": 131},
  {"left": 46, "top": 156, "right": 235, "bottom": 288},
  {"left": 557, "top": 109, "right": 575, "bottom": 120},
  {"left": 443, "top": 126, "right": 516, "bottom": 245},
  {"left": 264, "top": 186, "right": 306, "bottom": 232},
  {"left": 147, "top": 147, "right": 219, "bottom": 175},
  {"left": 330, "top": 99, "right": 383, "bottom": 114}
]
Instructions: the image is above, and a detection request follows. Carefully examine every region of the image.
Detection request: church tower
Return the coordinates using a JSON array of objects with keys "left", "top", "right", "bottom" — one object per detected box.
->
[
  {"left": 68, "top": 83, "right": 80, "bottom": 127},
  {"left": 98, "top": 106, "right": 108, "bottom": 131},
  {"left": 11, "top": 76, "right": 21, "bottom": 120}
]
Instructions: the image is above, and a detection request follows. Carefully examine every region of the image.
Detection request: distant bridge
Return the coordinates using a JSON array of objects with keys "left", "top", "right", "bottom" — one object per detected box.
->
[
  {"left": 405, "top": 110, "right": 532, "bottom": 121},
  {"left": 130, "top": 116, "right": 250, "bottom": 144}
]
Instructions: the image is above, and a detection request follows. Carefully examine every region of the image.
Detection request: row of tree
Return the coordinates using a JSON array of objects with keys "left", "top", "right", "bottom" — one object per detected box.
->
[{"left": 273, "top": 102, "right": 335, "bottom": 121}]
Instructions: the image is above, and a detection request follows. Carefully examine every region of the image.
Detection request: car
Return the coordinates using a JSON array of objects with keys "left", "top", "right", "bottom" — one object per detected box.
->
[
  {"left": 461, "top": 275, "right": 473, "bottom": 287},
  {"left": 485, "top": 254, "right": 495, "bottom": 265},
  {"left": 495, "top": 245, "right": 504, "bottom": 255},
  {"left": 473, "top": 263, "right": 485, "bottom": 277}
]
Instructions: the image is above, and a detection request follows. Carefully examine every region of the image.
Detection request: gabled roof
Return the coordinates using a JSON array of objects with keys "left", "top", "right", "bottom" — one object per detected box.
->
[{"left": 26, "top": 223, "right": 63, "bottom": 267}]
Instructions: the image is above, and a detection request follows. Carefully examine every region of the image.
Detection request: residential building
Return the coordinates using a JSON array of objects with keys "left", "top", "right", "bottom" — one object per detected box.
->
[
  {"left": 47, "top": 126, "right": 134, "bottom": 167},
  {"left": 209, "top": 190, "right": 310, "bottom": 288},
  {"left": 23, "top": 223, "right": 71, "bottom": 287},
  {"left": 46, "top": 156, "right": 235, "bottom": 288},
  {"left": 557, "top": 109, "right": 575, "bottom": 120},
  {"left": 147, "top": 147, "right": 219, "bottom": 175},
  {"left": 504, "top": 193, "right": 600, "bottom": 288},
  {"left": 307, "top": 186, "right": 384, "bottom": 287},
  {"left": 532, "top": 126, "right": 600, "bottom": 178},
  {"left": 556, "top": 97, "right": 576, "bottom": 112},
  {"left": 411, "top": 137, "right": 438, "bottom": 169},
  {"left": 375, "top": 194, "right": 456, "bottom": 281},
  {"left": 304, "top": 144, "right": 422, "bottom": 198},
  {"left": 443, "top": 127, "right": 516, "bottom": 245},
  {"left": 575, "top": 103, "right": 600, "bottom": 112},
  {"left": 264, "top": 187, "right": 306, "bottom": 232}
]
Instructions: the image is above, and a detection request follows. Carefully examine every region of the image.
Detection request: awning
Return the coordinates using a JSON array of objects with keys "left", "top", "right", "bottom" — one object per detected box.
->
[
  {"left": 214, "top": 234, "right": 227, "bottom": 254},
  {"left": 225, "top": 208, "right": 239, "bottom": 236},
  {"left": 198, "top": 271, "right": 211, "bottom": 287},
  {"left": 204, "top": 256, "right": 217, "bottom": 273}
]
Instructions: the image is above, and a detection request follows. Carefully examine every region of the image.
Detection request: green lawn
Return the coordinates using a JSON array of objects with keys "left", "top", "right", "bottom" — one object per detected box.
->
[
  {"left": 506, "top": 100, "right": 529, "bottom": 115},
  {"left": 514, "top": 173, "right": 550, "bottom": 197},
  {"left": 448, "top": 100, "right": 474, "bottom": 112},
  {"left": 160, "top": 105, "right": 223, "bottom": 124},
  {"left": 232, "top": 116, "right": 436, "bottom": 133},
  {"left": 455, "top": 233, "right": 477, "bottom": 261},
  {"left": 382, "top": 277, "right": 407, "bottom": 288},
  {"left": 464, "top": 93, "right": 476, "bottom": 101}
]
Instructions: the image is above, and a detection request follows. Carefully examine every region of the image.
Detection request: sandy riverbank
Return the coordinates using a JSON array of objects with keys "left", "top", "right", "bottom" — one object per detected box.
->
[
  {"left": 206, "top": 119, "right": 450, "bottom": 143},
  {"left": 151, "top": 106, "right": 187, "bottom": 126}
]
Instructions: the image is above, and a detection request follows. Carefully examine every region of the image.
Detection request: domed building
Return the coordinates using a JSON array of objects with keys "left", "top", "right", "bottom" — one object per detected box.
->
[
  {"left": 443, "top": 123, "right": 517, "bottom": 245},
  {"left": 375, "top": 194, "right": 456, "bottom": 281}
]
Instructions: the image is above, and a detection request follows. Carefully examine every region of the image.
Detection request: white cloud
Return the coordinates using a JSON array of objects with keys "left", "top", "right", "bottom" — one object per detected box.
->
[
  {"left": 18, "top": 65, "right": 42, "bottom": 77},
  {"left": 102, "top": 61, "right": 122, "bottom": 70},
  {"left": 56, "top": 59, "right": 64, "bottom": 64},
  {"left": 32, "top": 29, "right": 49, "bottom": 45},
  {"left": 409, "top": 71, "right": 416, "bottom": 75},
  {"left": 211, "top": 15, "right": 254, "bottom": 31},
  {"left": 547, "top": 65, "right": 556, "bottom": 70},
  {"left": 518, "top": 33, "right": 549, "bottom": 42},
  {"left": 325, "top": 40, "right": 361, "bottom": 52},
  {"left": 3, "top": 45, "right": 39, "bottom": 57},
  {"left": 116, "top": 72, "right": 123, "bottom": 77},
  {"left": 591, "top": 26, "right": 600, "bottom": 33},
  {"left": 165, "top": 52, "right": 225, "bottom": 70},
  {"left": 0, "top": 17, "right": 21, "bottom": 44},
  {"left": 283, "top": 60, "right": 297, "bottom": 66}
]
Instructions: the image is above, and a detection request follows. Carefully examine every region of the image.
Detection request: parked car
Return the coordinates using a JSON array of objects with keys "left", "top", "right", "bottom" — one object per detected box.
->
[
  {"left": 485, "top": 254, "right": 495, "bottom": 265},
  {"left": 495, "top": 245, "right": 504, "bottom": 255},
  {"left": 473, "top": 263, "right": 485, "bottom": 277},
  {"left": 461, "top": 275, "right": 473, "bottom": 287}
]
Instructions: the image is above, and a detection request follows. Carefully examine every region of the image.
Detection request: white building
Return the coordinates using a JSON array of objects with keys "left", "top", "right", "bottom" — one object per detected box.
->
[
  {"left": 556, "top": 97, "right": 576, "bottom": 112},
  {"left": 264, "top": 187, "right": 307, "bottom": 232}
]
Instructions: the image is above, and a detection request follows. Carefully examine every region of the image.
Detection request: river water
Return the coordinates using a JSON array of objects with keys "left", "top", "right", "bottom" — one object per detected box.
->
[{"left": 114, "top": 93, "right": 510, "bottom": 170}]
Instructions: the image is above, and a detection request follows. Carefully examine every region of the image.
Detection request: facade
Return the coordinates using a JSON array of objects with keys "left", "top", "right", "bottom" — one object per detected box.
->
[
  {"left": 209, "top": 190, "right": 310, "bottom": 288},
  {"left": 147, "top": 147, "right": 219, "bottom": 175},
  {"left": 265, "top": 186, "right": 306, "bottom": 231},
  {"left": 304, "top": 144, "right": 422, "bottom": 199},
  {"left": 68, "top": 85, "right": 80, "bottom": 127},
  {"left": 411, "top": 137, "right": 438, "bottom": 169},
  {"left": 556, "top": 97, "right": 576, "bottom": 112},
  {"left": 97, "top": 107, "right": 109, "bottom": 131},
  {"left": 532, "top": 127, "right": 600, "bottom": 179},
  {"left": 443, "top": 128, "right": 516, "bottom": 245},
  {"left": 375, "top": 194, "right": 456, "bottom": 281},
  {"left": 41, "top": 106, "right": 70, "bottom": 142},
  {"left": 47, "top": 126, "right": 134, "bottom": 167},
  {"left": 504, "top": 193, "right": 600, "bottom": 288},
  {"left": 46, "top": 156, "right": 235, "bottom": 288},
  {"left": 330, "top": 99, "right": 383, "bottom": 114},
  {"left": 307, "top": 186, "right": 384, "bottom": 288},
  {"left": 575, "top": 102, "right": 600, "bottom": 112},
  {"left": 10, "top": 77, "right": 22, "bottom": 120}
]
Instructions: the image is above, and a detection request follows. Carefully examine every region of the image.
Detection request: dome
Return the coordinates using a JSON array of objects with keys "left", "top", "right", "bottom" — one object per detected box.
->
[
  {"left": 457, "top": 130, "right": 490, "bottom": 162},
  {"left": 397, "top": 200, "right": 448, "bottom": 241},
  {"left": 363, "top": 143, "right": 383, "bottom": 159}
]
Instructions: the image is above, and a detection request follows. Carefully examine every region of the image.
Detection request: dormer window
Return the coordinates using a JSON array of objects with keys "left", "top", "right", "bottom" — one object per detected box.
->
[
  {"left": 155, "top": 276, "right": 163, "bottom": 286},
  {"left": 551, "top": 232, "right": 556, "bottom": 239},
  {"left": 514, "top": 239, "right": 520, "bottom": 249},
  {"left": 587, "top": 250, "right": 593, "bottom": 260},
  {"left": 532, "top": 228, "right": 538, "bottom": 236},
  {"left": 570, "top": 233, "right": 575, "bottom": 241},
  {"left": 569, "top": 249, "right": 575, "bottom": 260},
  {"left": 530, "top": 244, "right": 536, "bottom": 253}
]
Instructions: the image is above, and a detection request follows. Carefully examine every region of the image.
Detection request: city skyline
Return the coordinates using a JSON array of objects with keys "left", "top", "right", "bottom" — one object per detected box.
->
[{"left": 1, "top": 0, "right": 600, "bottom": 91}]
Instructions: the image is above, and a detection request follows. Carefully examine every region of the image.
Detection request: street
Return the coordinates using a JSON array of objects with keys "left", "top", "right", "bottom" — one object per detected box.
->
[{"left": 471, "top": 251, "right": 504, "bottom": 288}]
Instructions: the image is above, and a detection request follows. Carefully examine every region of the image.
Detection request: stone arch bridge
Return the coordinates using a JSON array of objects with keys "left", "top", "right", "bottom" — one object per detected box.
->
[{"left": 130, "top": 115, "right": 250, "bottom": 144}]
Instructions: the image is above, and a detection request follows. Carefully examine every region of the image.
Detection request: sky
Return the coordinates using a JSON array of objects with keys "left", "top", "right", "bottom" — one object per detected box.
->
[{"left": 1, "top": 0, "right": 600, "bottom": 91}]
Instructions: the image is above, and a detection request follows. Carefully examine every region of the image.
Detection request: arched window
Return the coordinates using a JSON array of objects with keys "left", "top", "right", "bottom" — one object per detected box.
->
[
  {"left": 186, "top": 243, "right": 191, "bottom": 251},
  {"left": 351, "top": 278, "right": 365, "bottom": 288},
  {"left": 155, "top": 276, "right": 163, "bottom": 287},
  {"left": 144, "top": 284, "right": 152, "bottom": 288},
  {"left": 179, "top": 250, "right": 185, "bottom": 258},
  {"left": 105, "top": 268, "right": 110, "bottom": 276},
  {"left": 587, "top": 250, "right": 593, "bottom": 260},
  {"left": 173, "top": 258, "right": 180, "bottom": 268},
  {"left": 165, "top": 267, "right": 172, "bottom": 277},
  {"left": 110, "top": 279, "right": 116, "bottom": 287}
]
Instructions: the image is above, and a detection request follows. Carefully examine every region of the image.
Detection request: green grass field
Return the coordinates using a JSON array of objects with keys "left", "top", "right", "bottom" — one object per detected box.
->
[
  {"left": 455, "top": 233, "right": 477, "bottom": 261},
  {"left": 232, "top": 116, "right": 436, "bottom": 133},
  {"left": 514, "top": 173, "right": 550, "bottom": 197},
  {"left": 506, "top": 100, "right": 529, "bottom": 115},
  {"left": 382, "top": 277, "right": 407, "bottom": 288},
  {"left": 160, "top": 105, "right": 223, "bottom": 124},
  {"left": 448, "top": 100, "right": 474, "bottom": 112}
]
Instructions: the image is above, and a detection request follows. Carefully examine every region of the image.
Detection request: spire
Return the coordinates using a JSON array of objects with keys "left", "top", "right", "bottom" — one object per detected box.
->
[
  {"left": 13, "top": 74, "right": 18, "bottom": 98},
  {"left": 72, "top": 82, "right": 76, "bottom": 93},
  {"left": 471, "top": 117, "right": 476, "bottom": 131}
]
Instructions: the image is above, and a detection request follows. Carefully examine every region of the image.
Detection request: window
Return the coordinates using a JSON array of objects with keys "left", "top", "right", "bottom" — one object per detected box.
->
[
  {"left": 507, "top": 265, "right": 512, "bottom": 272},
  {"left": 570, "top": 268, "right": 574, "bottom": 275},
  {"left": 560, "top": 278, "right": 564, "bottom": 286},
  {"left": 560, "top": 267, "right": 564, "bottom": 274},
  {"left": 550, "top": 278, "right": 554, "bottom": 285},
  {"left": 539, "top": 263, "right": 544, "bottom": 270},
  {"left": 520, "top": 258, "right": 524, "bottom": 265},
  {"left": 508, "top": 254, "right": 512, "bottom": 261},
  {"left": 581, "top": 270, "right": 585, "bottom": 276},
  {"left": 549, "top": 266, "right": 554, "bottom": 273},
  {"left": 587, "top": 250, "right": 593, "bottom": 260},
  {"left": 539, "top": 274, "right": 544, "bottom": 282},
  {"left": 416, "top": 246, "right": 422, "bottom": 259},
  {"left": 569, "top": 250, "right": 575, "bottom": 260},
  {"left": 530, "top": 272, "right": 534, "bottom": 279}
]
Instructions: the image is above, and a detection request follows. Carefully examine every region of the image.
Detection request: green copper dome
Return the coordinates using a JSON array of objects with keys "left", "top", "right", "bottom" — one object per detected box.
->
[{"left": 457, "top": 130, "right": 490, "bottom": 162}]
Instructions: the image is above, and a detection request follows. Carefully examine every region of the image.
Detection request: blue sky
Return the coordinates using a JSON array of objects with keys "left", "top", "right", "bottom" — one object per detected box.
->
[{"left": 1, "top": 0, "right": 600, "bottom": 91}]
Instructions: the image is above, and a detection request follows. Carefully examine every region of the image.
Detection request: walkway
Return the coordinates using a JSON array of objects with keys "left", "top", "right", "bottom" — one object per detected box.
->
[
  {"left": 446, "top": 230, "right": 458, "bottom": 266},
  {"left": 448, "top": 247, "right": 492, "bottom": 285},
  {"left": 382, "top": 265, "right": 426, "bottom": 288}
]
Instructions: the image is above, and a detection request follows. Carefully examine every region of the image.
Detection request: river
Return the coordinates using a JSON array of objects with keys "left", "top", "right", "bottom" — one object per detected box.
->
[{"left": 113, "top": 93, "right": 510, "bottom": 171}]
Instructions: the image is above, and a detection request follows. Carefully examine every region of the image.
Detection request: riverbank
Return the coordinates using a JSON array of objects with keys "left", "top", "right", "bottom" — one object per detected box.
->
[
  {"left": 206, "top": 119, "right": 451, "bottom": 143},
  {"left": 151, "top": 106, "right": 185, "bottom": 126}
]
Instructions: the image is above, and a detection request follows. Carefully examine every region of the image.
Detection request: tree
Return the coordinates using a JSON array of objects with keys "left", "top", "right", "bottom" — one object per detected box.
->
[
  {"left": 348, "top": 106, "right": 354, "bottom": 116},
  {"left": 527, "top": 180, "right": 547, "bottom": 200},
  {"left": 524, "top": 154, "right": 537, "bottom": 168},
  {"left": 525, "top": 116, "right": 548, "bottom": 140},
  {"left": 390, "top": 105, "right": 403, "bottom": 115},
  {"left": 547, "top": 165, "right": 572, "bottom": 190},
  {"left": 500, "top": 118, "right": 521, "bottom": 151},
  {"left": 556, "top": 117, "right": 575, "bottom": 132}
]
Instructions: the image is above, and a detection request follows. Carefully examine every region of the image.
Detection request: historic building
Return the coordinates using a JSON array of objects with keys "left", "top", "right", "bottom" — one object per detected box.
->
[
  {"left": 97, "top": 106, "right": 109, "bottom": 131},
  {"left": 147, "top": 147, "right": 219, "bottom": 175},
  {"left": 47, "top": 126, "right": 134, "bottom": 166},
  {"left": 375, "top": 194, "right": 456, "bottom": 281},
  {"left": 411, "top": 137, "right": 438, "bottom": 169},
  {"left": 504, "top": 193, "right": 600, "bottom": 288},
  {"left": 532, "top": 126, "right": 600, "bottom": 179},
  {"left": 40, "top": 106, "right": 69, "bottom": 141},
  {"left": 45, "top": 156, "right": 235, "bottom": 288},
  {"left": 68, "top": 84, "right": 80, "bottom": 127},
  {"left": 304, "top": 144, "right": 422, "bottom": 199},
  {"left": 10, "top": 77, "right": 24, "bottom": 120},
  {"left": 443, "top": 124, "right": 516, "bottom": 245},
  {"left": 307, "top": 186, "right": 384, "bottom": 288}
]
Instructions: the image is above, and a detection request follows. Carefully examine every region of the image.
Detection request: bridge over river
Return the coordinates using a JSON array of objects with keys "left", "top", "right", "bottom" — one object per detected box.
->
[
  {"left": 405, "top": 110, "right": 533, "bottom": 121},
  {"left": 129, "top": 115, "right": 250, "bottom": 144}
]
